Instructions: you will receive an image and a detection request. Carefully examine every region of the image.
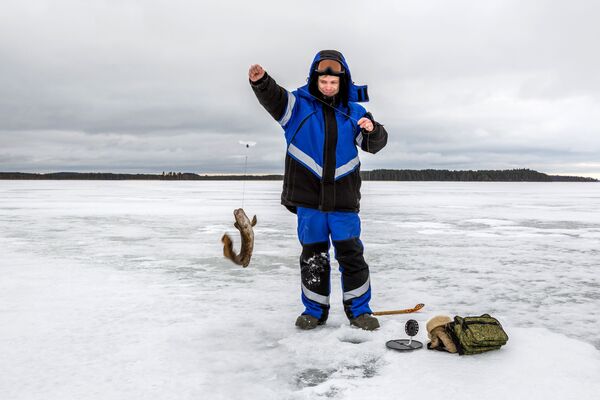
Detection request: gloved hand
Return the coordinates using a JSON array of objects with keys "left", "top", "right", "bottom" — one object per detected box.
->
[{"left": 427, "top": 316, "right": 458, "bottom": 353}]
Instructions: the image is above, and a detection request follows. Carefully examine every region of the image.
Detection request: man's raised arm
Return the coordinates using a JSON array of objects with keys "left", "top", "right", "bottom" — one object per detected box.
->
[{"left": 249, "top": 64, "right": 291, "bottom": 123}]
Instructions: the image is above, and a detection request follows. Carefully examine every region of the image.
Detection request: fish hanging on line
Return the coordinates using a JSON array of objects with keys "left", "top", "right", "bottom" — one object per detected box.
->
[{"left": 221, "top": 208, "right": 257, "bottom": 267}]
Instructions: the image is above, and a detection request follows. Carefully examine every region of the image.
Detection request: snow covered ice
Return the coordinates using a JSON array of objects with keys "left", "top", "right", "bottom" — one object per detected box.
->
[{"left": 1, "top": 180, "right": 599, "bottom": 399}]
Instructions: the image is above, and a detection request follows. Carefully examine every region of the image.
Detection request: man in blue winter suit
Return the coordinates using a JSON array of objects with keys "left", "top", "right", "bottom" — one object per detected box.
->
[{"left": 249, "top": 50, "right": 388, "bottom": 330}]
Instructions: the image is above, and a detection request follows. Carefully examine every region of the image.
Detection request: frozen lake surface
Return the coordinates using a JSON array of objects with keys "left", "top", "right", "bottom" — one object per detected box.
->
[{"left": 1, "top": 181, "right": 599, "bottom": 399}]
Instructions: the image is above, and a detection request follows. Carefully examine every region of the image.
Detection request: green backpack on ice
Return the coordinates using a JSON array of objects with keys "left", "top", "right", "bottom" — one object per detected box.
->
[{"left": 447, "top": 314, "right": 509, "bottom": 355}]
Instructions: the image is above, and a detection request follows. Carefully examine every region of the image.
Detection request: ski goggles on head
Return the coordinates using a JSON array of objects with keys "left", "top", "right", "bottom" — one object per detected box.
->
[{"left": 314, "top": 59, "right": 345, "bottom": 76}]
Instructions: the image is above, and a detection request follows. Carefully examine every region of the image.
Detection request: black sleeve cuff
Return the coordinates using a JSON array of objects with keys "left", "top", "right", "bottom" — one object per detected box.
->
[{"left": 249, "top": 72, "right": 269, "bottom": 88}]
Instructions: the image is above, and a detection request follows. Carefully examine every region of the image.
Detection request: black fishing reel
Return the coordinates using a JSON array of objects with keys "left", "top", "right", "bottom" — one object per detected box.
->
[
  {"left": 386, "top": 319, "right": 424, "bottom": 352},
  {"left": 405, "top": 319, "right": 419, "bottom": 337}
]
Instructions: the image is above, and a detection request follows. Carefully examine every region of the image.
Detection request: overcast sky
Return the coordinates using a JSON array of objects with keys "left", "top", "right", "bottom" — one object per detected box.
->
[{"left": 1, "top": 0, "right": 599, "bottom": 178}]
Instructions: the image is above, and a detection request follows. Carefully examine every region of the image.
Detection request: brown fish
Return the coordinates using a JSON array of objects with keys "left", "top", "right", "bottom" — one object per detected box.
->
[{"left": 221, "top": 208, "right": 257, "bottom": 267}]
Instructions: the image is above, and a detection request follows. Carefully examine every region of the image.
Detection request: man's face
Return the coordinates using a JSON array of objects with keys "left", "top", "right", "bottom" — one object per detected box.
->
[{"left": 317, "top": 75, "right": 340, "bottom": 97}]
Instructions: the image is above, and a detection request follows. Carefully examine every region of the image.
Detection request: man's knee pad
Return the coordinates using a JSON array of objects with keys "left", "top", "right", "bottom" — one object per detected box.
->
[
  {"left": 300, "top": 241, "right": 331, "bottom": 298},
  {"left": 333, "top": 238, "right": 369, "bottom": 276},
  {"left": 334, "top": 238, "right": 372, "bottom": 319}
]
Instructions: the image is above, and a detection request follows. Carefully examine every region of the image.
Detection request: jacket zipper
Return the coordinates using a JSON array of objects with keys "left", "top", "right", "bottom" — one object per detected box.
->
[{"left": 321, "top": 107, "right": 328, "bottom": 209}]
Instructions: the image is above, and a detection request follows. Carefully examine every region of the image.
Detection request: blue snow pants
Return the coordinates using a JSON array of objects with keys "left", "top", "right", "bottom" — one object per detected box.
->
[{"left": 296, "top": 206, "right": 373, "bottom": 322}]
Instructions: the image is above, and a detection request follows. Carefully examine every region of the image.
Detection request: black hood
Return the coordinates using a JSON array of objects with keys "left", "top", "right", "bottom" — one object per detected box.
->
[{"left": 308, "top": 50, "right": 349, "bottom": 106}]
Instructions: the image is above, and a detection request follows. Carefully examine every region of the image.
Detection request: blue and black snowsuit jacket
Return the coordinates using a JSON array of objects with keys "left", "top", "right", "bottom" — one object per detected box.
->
[{"left": 250, "top": 50, "right": 388, "bottom": 213}]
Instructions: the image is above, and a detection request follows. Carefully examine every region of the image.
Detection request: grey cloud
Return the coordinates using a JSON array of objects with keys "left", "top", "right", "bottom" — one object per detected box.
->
[
  {"left": 0, "top": 128, "right": 285, "bottom": 174},
  {"left": 1, "top": 0, "right": 599, "bottom": 178}
]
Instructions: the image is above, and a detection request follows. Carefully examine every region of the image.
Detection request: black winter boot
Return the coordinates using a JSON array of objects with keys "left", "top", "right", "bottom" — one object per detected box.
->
[{"left": 295, "top": 314, "right": 325, "bottom": 330}]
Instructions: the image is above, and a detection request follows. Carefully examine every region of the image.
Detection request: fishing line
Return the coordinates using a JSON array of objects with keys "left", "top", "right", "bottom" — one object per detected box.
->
[
  {"left": 241, "top": 144, "right": 248, "bottom": 208},
  {"left": 297, "top": 87, "right": 361, "bottom": 125},
  {"left": 239, "top": 141, "right": 256, "bottom": 208}
]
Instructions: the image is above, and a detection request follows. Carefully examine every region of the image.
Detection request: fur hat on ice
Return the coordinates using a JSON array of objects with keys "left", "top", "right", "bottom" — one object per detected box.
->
[
  {"left": 427, "top": 315, "right": 452, "bottom": 335},
  {"left": 427, "top": 315, "right": 458, "bottom": 353}
]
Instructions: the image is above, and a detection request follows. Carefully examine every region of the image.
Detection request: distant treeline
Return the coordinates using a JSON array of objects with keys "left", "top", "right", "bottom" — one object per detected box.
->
[
  {"left": 362, "top": 169, "right": 598, "bottom": 182},
  {"left": 0, "top": 169, "right": 597, "bottom": 182}
]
